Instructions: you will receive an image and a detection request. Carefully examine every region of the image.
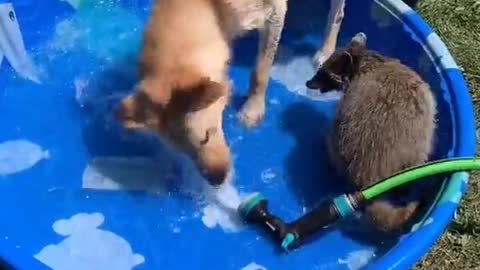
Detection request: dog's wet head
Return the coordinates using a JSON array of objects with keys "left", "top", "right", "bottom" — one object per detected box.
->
[
  {"left": 306, "top": 33, "right": 367, "bottom": 92},
  {"left": 116, "top": 77, "right": 232, "bottom": 186}
]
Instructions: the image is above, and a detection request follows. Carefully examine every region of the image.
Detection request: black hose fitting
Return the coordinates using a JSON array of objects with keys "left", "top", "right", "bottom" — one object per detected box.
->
[{"left": 238, "top": 192, "right": 365, "bottom": 251}]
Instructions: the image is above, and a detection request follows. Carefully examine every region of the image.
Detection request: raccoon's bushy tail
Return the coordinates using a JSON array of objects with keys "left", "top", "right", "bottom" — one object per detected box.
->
[{"left": 365, "top": 199, "right": 420, "bottom": 233}]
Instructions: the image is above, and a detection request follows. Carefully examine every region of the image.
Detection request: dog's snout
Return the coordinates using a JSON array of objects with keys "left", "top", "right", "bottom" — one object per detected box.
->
[
  {"left": 200, "top": 157, "right": 231, "bottom": 186},
  {"left": 203, "top": 167, "right": 229, "bottom": 186},
  {"left": 196, "top": 143, "right": 231, "bottom": 186}
]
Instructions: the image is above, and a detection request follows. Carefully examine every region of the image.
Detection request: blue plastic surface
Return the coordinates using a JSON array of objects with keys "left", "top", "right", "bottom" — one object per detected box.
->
[{"left": 0, "top": 0, "right": 476, "bottom": 270}]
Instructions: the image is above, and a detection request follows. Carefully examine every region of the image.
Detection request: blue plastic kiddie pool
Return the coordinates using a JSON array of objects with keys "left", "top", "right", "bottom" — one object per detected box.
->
[{"left": 0, "top": 0, "right": 475, "bottom": 269}]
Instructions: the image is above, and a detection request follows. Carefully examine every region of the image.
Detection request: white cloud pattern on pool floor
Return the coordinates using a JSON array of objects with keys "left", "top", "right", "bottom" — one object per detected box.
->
[
  {"left": 0, "top": 139, "right": 49, "bottom": 176},
  {"left": 240, "top": 262, "right": 267, "bottom": 270},
  {"left": 34, "top": 212, "right": 145, "bottom": 270}
]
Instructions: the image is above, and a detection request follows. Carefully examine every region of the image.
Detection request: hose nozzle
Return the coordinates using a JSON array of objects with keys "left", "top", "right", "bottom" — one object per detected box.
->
[{"left": 238, "top": 192, "right": 365, "bottom": 251}]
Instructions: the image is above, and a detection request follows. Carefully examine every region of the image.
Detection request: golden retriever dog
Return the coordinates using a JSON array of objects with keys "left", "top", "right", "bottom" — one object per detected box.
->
[{"left": 116, "top": 0, "right": 346, "bottom": 186}]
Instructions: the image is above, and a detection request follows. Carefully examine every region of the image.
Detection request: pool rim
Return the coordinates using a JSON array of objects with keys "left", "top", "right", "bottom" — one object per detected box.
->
[{"left": 363, "top": 0, "right": 477, "bottom": 269}]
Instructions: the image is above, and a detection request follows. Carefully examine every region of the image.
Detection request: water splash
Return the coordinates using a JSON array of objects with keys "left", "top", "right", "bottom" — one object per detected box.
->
[
  {"left": 271, "top": 46, "right": 343, "bottom": 102},
  {"left": 200, "top": 180, "right": 244, "bottom": 232}
]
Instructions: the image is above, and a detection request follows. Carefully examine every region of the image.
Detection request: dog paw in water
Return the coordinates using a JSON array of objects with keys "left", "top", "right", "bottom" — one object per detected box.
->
[{"left": 238, "top": 94, "right": 265, "bottom": 128}]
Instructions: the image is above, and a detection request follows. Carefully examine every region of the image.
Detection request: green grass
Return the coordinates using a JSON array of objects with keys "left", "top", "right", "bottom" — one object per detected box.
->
[{"left": 413, "top": 0, "right": 480, "bottom": 269}]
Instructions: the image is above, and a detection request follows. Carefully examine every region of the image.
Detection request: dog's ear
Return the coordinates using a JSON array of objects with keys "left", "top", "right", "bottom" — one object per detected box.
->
[
  {"left": 174, "top": 77, "right": 229, "bottom": 112},
  {"left": 139, "top": 78, "right": 172, "bottom": 106},
  {"left": 116, "top": 92, "right": 149, "bottom": 130},
  {"left": 116, "top": 79, "right": 169, "bottom": 130}
]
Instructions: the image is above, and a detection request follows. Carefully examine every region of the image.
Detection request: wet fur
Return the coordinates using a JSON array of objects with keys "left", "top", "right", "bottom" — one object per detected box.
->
[
  {"left": 116, "top": 0, "right": 288, "bottom": 185},
  {"left": 307, "top": 34, "right": 437, "bottom": 233}
]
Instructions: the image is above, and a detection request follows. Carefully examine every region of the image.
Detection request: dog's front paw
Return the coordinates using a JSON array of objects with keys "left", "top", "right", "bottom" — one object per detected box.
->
[{"left": 237, "top": 95, "right": 265, "bottom": 128}]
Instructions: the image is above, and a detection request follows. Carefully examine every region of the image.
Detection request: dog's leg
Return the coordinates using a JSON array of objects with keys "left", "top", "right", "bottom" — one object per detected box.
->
[
  {"left": 238, "top": 1, "right": 287, "bottom": 128},
  {"left": 313, "top": 0, "right": 345, "bottom": 69}
]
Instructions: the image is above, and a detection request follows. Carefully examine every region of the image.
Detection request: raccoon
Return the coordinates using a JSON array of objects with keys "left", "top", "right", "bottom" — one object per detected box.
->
[{"left": 306, "top": 33, "right": 437, "bottom": 233}]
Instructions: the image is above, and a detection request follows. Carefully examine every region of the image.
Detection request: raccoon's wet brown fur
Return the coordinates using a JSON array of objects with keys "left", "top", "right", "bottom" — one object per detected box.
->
[{"left": 307, "top": 33, "right": 437, "bottom": 233}]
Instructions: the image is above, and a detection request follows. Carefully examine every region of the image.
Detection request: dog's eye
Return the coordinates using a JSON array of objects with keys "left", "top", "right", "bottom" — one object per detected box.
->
[{"left": 200, "top": 127, "right": 218, "bottom": 145}]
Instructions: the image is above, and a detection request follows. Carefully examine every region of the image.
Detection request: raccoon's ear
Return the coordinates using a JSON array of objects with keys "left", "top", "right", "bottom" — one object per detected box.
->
[
  {"left": 348, "top": 32, "right": 367, "bottom": 49},
  {"left": 344, "top": 33, "right": 367, "bottom": 61},
  {"left": 338, "top": 51, "right": 354, "bottom": 68}
]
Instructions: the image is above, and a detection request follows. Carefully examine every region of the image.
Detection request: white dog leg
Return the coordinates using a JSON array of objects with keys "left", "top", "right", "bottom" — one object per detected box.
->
[
  {"left": 238, "top": 0, "right": 287, "bottom": 128},
  {"left": 313, "top": 0, "right": 345, "bottom": 69}
]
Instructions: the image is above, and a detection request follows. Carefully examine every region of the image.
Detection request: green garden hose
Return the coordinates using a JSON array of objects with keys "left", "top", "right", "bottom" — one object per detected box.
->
[
  {"left": 362, "top": 157, "right": 480, "bottom": 200},
  {"left": 238, "top": 157, "right": 480, "bottom": 252}
]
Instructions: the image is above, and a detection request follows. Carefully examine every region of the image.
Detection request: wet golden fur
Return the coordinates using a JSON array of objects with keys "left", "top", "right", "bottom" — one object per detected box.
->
[{"left": 116, "top": 0, "right": 288, "bottom": 185}]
